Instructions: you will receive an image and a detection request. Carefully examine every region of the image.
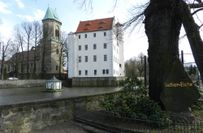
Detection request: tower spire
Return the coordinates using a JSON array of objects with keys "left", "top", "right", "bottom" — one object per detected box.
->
[{"left": 42, "top": 6, "right": 61, "bottom": 23}]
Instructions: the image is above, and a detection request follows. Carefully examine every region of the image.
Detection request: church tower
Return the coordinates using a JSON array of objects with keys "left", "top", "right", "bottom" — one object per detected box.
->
[{"left": 41, "top": 7, "right": 62, "bottom": 77}]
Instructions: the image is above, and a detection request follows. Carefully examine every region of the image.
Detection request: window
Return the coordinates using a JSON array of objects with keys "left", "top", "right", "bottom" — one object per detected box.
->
[
  {"left": 85, "top": 70, "right": 88, "bottom": 75},
  {"left": 103, "top": 43, "right": 107, "bottom": 49},
  {"left": 93, "top": 55, "right": 97, "bottom": 62},
  {"left": 119, "top": 64, "right": 122, "bottom": 68},
  {"left": 85, "top": 56, "right": 88, "bottom": 62},
  {"left": 85, "top": 45, "right": 88, "bottom": 50},
  {"left": 78, "top": 56, "right": 81, "bottom": 62},
  {"left": 78, "top": 45, "right": 81, "bottom": 50},
  {"left": 85, "top": 34, "right": 87, "bottom": 38},
  {"left": 56, "top": 65, "right": 58, "bottom": 71},
  {"left": 106, "top": 69, "right": 109, "bottom": 74},
  {"left": 78, "top": 35, "right": 81, "bottom": 39},
  {"left": 56, "top": 49, "right": 59, "bottom": 54},
  {"left": 55, "top": 26, "right": 60, "bottom": 40},
  {"left": 93, "top": 44, "right": 97, "bottom": 49},
  {"left": 79, "top": 70, "right": 81, "bottom": 75},
  {"left": 102, "top": 69, "right": 105, "bottom": 74},
  {"left": 104, "top": 32, "right": 106, "bottom": 36},
  {"left": 104, "top": 55, "right": 107, "bottom": 61},
  {"left": 94, "top": 70, "right": 97, "bottom": 75},
  {"left": 93, "top": 33, "right": 96, "bottom": 37}
]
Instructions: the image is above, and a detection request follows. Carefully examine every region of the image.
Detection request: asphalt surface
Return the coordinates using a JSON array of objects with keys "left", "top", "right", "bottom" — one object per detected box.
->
[{"left": 0, "top": 87, "right": 121, "bottom": 106}]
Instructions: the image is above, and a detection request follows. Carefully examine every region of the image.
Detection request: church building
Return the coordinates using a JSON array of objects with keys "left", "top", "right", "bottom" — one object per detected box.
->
[{"left": 5, "top": 7, "right": 65, "bottom": 79}]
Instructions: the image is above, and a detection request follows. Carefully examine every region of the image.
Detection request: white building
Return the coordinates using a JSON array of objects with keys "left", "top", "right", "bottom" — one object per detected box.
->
[{"left": 67, "top": 17, "right": 124, "bottom": 78}]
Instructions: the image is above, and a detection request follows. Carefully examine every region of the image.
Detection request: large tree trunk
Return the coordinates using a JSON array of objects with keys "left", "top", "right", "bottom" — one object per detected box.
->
[
  {"left": 179, "top": 0, "right": 203, "bottom": 82},
  {"left": 144, "top": 0, "right": 200, "bottom": 111}
]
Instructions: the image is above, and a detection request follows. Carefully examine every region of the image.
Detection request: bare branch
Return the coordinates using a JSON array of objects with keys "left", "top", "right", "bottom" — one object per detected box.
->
[
  {"left": 4, "top": 39, "right": 11, "bottom": 53},
  {"left": 196, "top": 0, "right": 203, "bottom": 3},
  {"left": 200, "top": 23, "right": 203, "bottom": 28},
  {"left": 192, "top": 7, "right": 203, "bottom": 14},
  {"left": 112, "top": 0, "right": 118, "bottom": 11},
  {"left": 189, "top": 3, "right": 203, "bottom": 8},
  {"left": 123, "top": 2, "right": 149, "bottom": 31},
  {"left": 74, "top": 0, "right": 93, "bottom": 11}
]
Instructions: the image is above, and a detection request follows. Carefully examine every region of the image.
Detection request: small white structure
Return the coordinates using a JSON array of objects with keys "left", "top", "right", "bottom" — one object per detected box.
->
[
  {"left": 67, "top": 17, "right": 124, "bottom": 78},
  {"left": 45, "top": 76, "right": 62, "bottom": 91}
]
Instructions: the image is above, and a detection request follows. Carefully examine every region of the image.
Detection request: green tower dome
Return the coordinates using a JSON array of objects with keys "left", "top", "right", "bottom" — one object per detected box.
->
[{"left": 43, "top": 7, "right": 60, "bottom": 22}]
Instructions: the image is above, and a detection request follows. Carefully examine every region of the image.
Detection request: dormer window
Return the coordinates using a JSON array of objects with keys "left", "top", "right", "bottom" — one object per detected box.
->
[
  {"left": 84, "top": 28, "right": 89, "bottom": 31},
  {"left": 98, "top": 26, "right": 104, "bottom": 29},
  {"left": 99, "top": 21, "right": 105, "bottom": 25},
  {"left": 85, "top": 23, "right": 91, "bottom": 26}
]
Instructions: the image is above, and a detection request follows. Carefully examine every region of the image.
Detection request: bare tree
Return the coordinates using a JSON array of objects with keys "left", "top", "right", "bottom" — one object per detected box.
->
[
  {"left": 22, "top": 22, "right": 33, "bottom": 79},
  {"left": 14, "top": 26, "right": 25, "bottom": 78},
  {"left": 32, "top": 21, "right": 42, "bottom": 78},
  {"left": 1, "top": 39, "right": 12, "bottom": 79},
  {"left": 125, "top": 53, "right": 146, "bottom": 78},
  {"left": 59, "top": 31, "right": 68, "bottom": 79}
]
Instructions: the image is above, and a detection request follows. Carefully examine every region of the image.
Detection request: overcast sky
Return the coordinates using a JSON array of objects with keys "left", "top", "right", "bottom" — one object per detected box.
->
[{"left": 0, "top": 0, "right": 202, "bottom": 63}]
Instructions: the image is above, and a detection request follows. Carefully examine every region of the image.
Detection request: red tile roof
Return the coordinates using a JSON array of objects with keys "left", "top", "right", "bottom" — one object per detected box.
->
[{"left": 76, "top": 17, "right": 114, "bottom": 33}]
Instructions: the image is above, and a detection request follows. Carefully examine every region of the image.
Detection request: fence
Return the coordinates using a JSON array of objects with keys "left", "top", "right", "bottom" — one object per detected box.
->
[{"left": 74, "top": 110, "right": 203, "bottom": 133}]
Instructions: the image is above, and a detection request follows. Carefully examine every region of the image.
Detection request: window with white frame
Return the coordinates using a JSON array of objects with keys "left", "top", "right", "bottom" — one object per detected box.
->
[
  {"left": 93, "top": 55, "right": 97, "bottom": 62},
  {"left": 106, "top": 69, "right": 109, "bottom": 74},
  {"left": 79, "top": 70, "right": 81, "bottom": 75},
  {"left": 78, "top": 45, "right": 81, "bottom": 51},
  {"left": 103, "top": 43, "right": 107, "bottom": 49},
  {"left": 102, "top": 69, "right": 105, "bottom": 74},
  {"left": 78, "top": 56, "right": 81, "bottom": 62},
  {"left": 104, "top": 32, "right": 106, "bottom": 36},
  {"left": 93, "top": 44, "right": 97, "bottom": 50},
  {"left": 94, "top": 70, "right": 97, "bottom": 75},
  {"left": 85, "top": 70, "right": 88, "bottom": 75},
  {"left": 85, "top": 34, "right": 87, "bottom": 38},
  {"left": 93, "top": 33, "right": 96, "bottom": 37},
  {"left": 85, "top": 56, "right": 88, "bottom": 62},
  {"left": 85, "top": 45, "right": 88, "bottom": 50},
  {"left": 104, "top": 55, "right": 107, "bottom": 61}
]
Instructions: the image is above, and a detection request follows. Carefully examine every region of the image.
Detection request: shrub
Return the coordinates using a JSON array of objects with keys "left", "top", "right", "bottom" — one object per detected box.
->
[{"left": 100, "top": 78, "right": 171, "bottom": 127}]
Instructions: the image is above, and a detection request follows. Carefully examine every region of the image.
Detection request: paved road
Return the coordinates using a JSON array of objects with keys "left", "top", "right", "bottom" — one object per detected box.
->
[{"left": 0, "top": 87, "right": 122, "bottom": 106}]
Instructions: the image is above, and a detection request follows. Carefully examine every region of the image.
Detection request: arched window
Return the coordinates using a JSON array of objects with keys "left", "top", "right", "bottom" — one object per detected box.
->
[
  {"left": 56, "top": 48, "right": 59, "bottom": 54},
  {"left": 55, "top": 25, "right": 60, "bottom": 39}
]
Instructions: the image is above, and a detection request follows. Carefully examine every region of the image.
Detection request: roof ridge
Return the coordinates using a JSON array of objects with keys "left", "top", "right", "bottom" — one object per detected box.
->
[
  {"left": 76, "top": 17, "right": 114, "bottom": 33},
  {"left": 80, "top": 17, "right": 114, "bottom": 23}
]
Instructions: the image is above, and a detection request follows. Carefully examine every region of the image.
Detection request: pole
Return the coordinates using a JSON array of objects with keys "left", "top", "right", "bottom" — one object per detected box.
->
[{"left": 144, "top": 56, "right": 147, "bottom": 88}]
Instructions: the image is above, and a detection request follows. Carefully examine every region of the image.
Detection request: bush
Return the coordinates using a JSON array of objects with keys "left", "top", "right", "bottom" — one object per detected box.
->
[{"left": 100, "top": 78, "right": 171, "bottom": 127}]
